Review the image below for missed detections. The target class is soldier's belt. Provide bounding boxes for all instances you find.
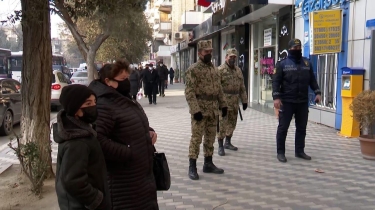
[195,94,218,101]
[224,90,239,95]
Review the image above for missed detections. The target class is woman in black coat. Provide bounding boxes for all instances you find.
[129,67,140,100]
[88,61,159,210]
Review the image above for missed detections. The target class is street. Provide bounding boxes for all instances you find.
[1,84,375,210]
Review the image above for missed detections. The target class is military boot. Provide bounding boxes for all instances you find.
[218,138,225,156]
[224,136,238,151]
[203,156,224,174]
[188,158,199,180]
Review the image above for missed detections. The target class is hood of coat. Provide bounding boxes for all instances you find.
[88,79,122,98]
[53,110,97,144]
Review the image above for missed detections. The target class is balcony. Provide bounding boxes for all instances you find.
[159,0,172,14]
[159,21,172,33]
[154,33,166,41]
[179,11,209,32]
[156,45,171,57]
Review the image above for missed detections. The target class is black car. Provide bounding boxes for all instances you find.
[0,79,22,136]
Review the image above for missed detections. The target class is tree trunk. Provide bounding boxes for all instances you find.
[87,50,99,82]
[20,0,54,177]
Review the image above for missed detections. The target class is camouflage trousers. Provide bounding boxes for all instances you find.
[188,113,218,159]
[217,109,238,139]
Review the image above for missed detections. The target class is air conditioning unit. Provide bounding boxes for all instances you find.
[174,32,183,39]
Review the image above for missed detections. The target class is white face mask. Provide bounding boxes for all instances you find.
[160,64,163,67]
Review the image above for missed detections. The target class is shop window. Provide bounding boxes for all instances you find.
[312,54,338,110]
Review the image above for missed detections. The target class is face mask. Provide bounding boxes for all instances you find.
[288,50,302,60]
[79,106,98,124]
[160,64,163,67]
[228,58,235,67]
[202,54,212,63]
[114,79,131,96]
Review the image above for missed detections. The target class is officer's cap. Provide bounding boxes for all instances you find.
[226,48,238,57]
[197,40,213,50]
[288,39,302,49]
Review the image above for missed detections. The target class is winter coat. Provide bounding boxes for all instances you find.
[129,70,140,96]
[157,65,168,80]
[272,56,321,103]
[54,110,110,210]
[169,68,175,78]
[88,80,159,210]
[143,68,159,95]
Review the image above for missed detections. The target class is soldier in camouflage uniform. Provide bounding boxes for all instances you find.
[185,40,228,180]
[217,48,248,156]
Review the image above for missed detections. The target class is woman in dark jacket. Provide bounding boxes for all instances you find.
[54,84,110,210]
[88,61,159,210]
[129,67,140,100]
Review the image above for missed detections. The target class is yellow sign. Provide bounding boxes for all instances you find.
[309,10,342,55]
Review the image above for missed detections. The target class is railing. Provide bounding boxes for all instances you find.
[181,11,203,25]
[160,22,172,31]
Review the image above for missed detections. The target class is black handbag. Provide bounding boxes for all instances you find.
[153,147,171,191]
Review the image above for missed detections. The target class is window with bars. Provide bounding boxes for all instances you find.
[310,54,338,110]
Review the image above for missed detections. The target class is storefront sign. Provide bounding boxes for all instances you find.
[179,40,188,51]
[278,6,293,61]
[309,9,342,55]
[301,0,348,20]
[264,28,272,47]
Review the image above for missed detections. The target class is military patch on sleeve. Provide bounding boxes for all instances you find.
[304,60,309,67]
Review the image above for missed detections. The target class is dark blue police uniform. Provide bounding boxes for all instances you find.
[272,55,321,155]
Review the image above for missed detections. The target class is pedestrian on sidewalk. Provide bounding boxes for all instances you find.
[272,39,321,163]
[144,63,159,104]
[88,60,159,209]
[157,61,168,97]
[185,40,228,180]
[216,48,248,156]
[129,65,141,100]
[169,67,175,85]
[54,84,110,210]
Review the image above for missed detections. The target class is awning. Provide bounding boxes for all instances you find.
[188,26,231,46]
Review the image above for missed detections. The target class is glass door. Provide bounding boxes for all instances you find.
[259,46,276,107]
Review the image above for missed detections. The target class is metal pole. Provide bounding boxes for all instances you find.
[370,30,375,90]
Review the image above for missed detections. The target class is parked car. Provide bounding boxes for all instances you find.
[70,71,89,86]
[0,78,22,136]
[51,70,70,109]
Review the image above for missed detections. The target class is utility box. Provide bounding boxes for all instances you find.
[340,67,365,137]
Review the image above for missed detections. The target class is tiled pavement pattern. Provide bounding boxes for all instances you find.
[1,83,375,209]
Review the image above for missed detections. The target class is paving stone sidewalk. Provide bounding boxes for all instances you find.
[1,83,375,210]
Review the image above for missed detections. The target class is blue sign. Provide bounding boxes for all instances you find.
[301,0,348,20]
[341,67,365,75]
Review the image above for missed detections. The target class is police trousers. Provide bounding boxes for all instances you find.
[189,113,217,159]
[276,102,309,154]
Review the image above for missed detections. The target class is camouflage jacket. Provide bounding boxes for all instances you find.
[185,59,227,116]
[218,63,248,110]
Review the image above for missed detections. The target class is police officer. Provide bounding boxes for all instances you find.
[217,48,248,156]
[185,40,228,180]
[272,39,321,163]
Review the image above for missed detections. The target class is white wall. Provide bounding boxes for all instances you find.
[347,0,375,90]
[294,7,305,53]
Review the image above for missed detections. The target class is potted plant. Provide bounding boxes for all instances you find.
[174,69,180,83]
[350,90,375,160]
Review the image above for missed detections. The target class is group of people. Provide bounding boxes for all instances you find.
[54,60,159,210]
[184,38,321,180]
[128,62,175,105]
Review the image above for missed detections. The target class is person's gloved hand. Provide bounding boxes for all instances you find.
[243,103,248,111]
[193,112,203,121]
[222,107,228,117]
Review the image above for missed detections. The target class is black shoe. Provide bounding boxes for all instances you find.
[188,158,199,180]
[224,136,238,151]
[149,102,152,104]
[203,156,224,174]
[277,154,287,163]
[162,94,165,97]
[218,139,225,156]
[153,102,157,105]
[295,153,311,160]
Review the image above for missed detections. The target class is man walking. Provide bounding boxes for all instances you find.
[185,40,228,180]
[272,39,321,163]
[144,63,159,105]
[157,61,168,97]
[169,67,174,85]
[217,48,248,156]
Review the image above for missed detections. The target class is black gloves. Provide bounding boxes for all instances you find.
[221,107,228,117]
[193,112,203,121]
[243,103,248,111]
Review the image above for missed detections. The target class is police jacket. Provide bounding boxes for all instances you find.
[272,56,321,103]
